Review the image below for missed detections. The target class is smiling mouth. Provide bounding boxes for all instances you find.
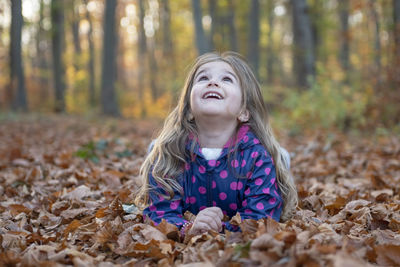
[202,92,223,100]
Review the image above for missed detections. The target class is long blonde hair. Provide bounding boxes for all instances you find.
[135,52,297,221]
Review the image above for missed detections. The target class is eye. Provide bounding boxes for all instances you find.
[198,75,208,81]
[223,76,233,82]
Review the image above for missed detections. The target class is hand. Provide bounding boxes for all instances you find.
[188,207,223,235]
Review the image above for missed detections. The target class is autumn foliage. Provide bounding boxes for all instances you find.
[0,116,399,266]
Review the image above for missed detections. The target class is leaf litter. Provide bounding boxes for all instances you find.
[0,116,399,266]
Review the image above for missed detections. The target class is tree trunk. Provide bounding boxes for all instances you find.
[394,0,400,85]
[36,0,49,102]
[208,0,217,51]
[101,0,120,116]
[338,0,351,73]
[160,0,173,58]
[148,40,159,101]
[9,0,27,111]
[227,0,238,52]
[290,0,315,88]
[248,0,260,79]
[71,0,81,72]
[71,0,81,55]
[51,0,66,112]
[137,0,147,117]
[191,0,208,55]
[266,0,275,84]
[83,0,96,107]
[369,0,381,82]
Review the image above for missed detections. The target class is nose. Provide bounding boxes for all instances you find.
[207,79,219,87]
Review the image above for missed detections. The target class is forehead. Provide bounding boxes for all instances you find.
[196,61,236,75]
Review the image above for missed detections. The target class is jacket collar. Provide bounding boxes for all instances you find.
[186,124,259,159]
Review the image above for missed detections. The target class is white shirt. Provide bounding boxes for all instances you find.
[201,148,222,160]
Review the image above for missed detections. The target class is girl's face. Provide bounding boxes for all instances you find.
[190,61,243,121]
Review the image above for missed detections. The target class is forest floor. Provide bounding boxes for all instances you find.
[0,115,399,266]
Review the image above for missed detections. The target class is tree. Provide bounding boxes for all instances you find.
[394,0,400,86]
[208,0,217,51]
[191,0,208,55]
[266,0,275,84]
[35,0,50,102]
[100,0,120,116]
[83,0,96,107]
[137,0,147,117]
[51,0,66,112]
[248,0,260,78]
[369,0,381,84]
[9,0,27,111]
[290,0,315,88]
[338,0,350,73]
[70,0,82,71]
[227,0,238,52]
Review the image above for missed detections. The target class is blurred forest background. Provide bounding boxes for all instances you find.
[1,0,400,133]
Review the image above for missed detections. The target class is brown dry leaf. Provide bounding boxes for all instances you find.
[63,219,83,237]
[375,244,400,266]
[8,204,31,216]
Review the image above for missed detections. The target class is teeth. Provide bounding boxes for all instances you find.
[204,93,222,99]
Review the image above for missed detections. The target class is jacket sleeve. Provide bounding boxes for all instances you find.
[142,172,187,228]
[239,147,283,222]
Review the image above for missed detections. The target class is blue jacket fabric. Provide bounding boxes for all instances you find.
[143,125,283,231]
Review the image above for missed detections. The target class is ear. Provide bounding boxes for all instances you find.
[238,109,250,122]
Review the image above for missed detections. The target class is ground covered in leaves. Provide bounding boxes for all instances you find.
[0,115,399,266]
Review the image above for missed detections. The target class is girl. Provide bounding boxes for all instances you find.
[136,52,297,236]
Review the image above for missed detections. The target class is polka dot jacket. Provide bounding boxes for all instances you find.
[143,125,283,231]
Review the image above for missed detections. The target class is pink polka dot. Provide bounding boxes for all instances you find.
[253,138,260,144]
[185,163,190,170]
[241,160,246,167]
[223,210,228,216]
[190,196,196,204]
[246,172,253,179]
[237,182,243,190]
[256,202,264,210]
[199,186,206,194]
[212,181,216,188]
[220,170,228,179]
[199,165,206,173]
[256,160,263,167]
[199,206,206,211]
[216,161,221,166]
[230,182,237,190]
[255,178,263,185]
[156,210,165,216]
[185,197,190,203]
[231,160,239,168]
[192,176,196,183]
[219,192,227,200]
[251,151,259,158]
[149,205,156,211]
[213,201,217,206]
[243,135,249,142]
[262,187,270,194]
[242,200,248,207]
[159,195,165,201]
[275,183,278,189]
[245,188,250,195]
[245,209,252,214]
[265,168,271,175]
[269,197,276,205]
[241,151,244,156]
[229,203,237,210]
[208,160,216,166]
[170,200,179,210]
[271,177,276,184]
